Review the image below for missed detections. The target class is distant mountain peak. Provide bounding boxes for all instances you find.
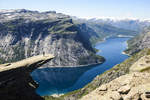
[79,16,150,23]
[0,9,69,22]
[0,9,35,13]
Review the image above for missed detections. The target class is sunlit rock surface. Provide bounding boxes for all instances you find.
[0,54,54,100]
[80,72,150,100]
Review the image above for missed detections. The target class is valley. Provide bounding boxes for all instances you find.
[0,9,150,100]
[31,37,129,96]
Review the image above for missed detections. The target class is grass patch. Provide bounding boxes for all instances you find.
[53,48,150,100]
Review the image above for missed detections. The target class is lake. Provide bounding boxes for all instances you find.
[31,37,129,96]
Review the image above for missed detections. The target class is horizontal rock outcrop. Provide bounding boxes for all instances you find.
[0,54,54,100]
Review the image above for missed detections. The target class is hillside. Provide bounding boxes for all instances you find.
[80,52,150,100]
[73,18,138,44]
[80,72,150,100]
[86,22,137,44]
[125,26,150,55]
[1,9,149,100]
[87,18,150,32]
[0,9,104,67]
[48,48,150,100]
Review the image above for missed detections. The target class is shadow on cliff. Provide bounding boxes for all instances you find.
[0,55,54,100]
[0,66,45,100]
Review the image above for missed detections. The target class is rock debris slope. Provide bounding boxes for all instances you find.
[80,72,150,100]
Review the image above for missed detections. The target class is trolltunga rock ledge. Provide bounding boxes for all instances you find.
[0,54,54,100]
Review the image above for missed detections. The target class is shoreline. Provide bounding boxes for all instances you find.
[122,51,131,56]
[39,62,103,69]
[95,35,133,46]
[38,37,131,98]
[40,36,131,69]
[51,93,64,97]
[94,36,109,46]
[121,39,131,56]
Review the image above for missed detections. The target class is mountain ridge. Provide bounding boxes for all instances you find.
[125,26,150,55]
[53,48,150,100]
[0,9,105,67]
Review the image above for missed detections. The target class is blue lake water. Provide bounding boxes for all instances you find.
[31,37,129,96]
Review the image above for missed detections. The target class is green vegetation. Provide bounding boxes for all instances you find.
[44,96,62,100]
[47,20,76,34]
[93,48,100,53]
[85,22,137,44]
[12,45,26,61]
[0,58,5,64]
[124,26,150,55]
[140,67,150,72]
[78,52,105,65]
[46,48,150,100]
[73,19,138,46]
[124,33,145,55]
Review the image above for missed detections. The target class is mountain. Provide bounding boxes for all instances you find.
[125,26,150,55]
[87,18,150,32]
[0,9,105,67]
[1,9,150,100]
[51,48,150,100]
[86,22,137,43]
[73,17,138,44]
[80,52,150,100]
[0,9,139,67]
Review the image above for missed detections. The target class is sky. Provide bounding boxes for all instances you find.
[0,0,150,20]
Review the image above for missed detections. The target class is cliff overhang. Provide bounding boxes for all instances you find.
[0,54,54,100]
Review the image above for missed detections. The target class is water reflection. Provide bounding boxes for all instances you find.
[31,37,130,96]
[31,64,98,96]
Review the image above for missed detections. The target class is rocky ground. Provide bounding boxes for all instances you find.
[80,72,150,100]
[80,54,150,100]
[55,49,150,100]
[130,55,150,73]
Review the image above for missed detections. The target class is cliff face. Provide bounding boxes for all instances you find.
[0,54,54,100]
[73,18,138,44]
[0,9,104,67]
[125,27,150,55]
